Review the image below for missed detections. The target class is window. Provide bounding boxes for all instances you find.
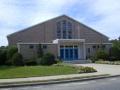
[60,45,64,48]
[88,48,90,53]
[29,45,34,49]
[93,45,96,49]
[43,45,47,49]
[67,22,72,39]
[56,20,72,39]
[68,22,72,31]
[62,20,67,31]
[57,22,61,39]
[102,45,106,49]
[97,45,99,48]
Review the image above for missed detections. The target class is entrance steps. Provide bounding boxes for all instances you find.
[63,60,92,64]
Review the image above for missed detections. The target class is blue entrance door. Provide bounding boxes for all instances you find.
[60,46,78,60]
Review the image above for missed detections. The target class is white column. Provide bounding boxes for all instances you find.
[78,44,80,60]
[17,44,20,53]
[83,42,86,60]
[73,45,74,60]
[63,45,65,60]
[58,44,60,58]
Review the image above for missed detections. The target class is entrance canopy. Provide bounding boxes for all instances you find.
[53,39,85,44]
[53,39,86,60]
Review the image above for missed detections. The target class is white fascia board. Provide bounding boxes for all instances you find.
[17,42,57,45]
[85,43,112,45]
[53,39,85,44]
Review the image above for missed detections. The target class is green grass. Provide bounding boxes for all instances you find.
[0,65,78,79]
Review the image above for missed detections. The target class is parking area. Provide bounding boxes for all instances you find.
[75,64,120,75]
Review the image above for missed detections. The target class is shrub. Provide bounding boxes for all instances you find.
[7,46,18,60]
[0,46,7,65]
[78,66,97,73]
[11,53,24,66]
[39,53,57,65]
[25,58,37,66]
[95,50,108,60]
[109,47,120,61]
[90,56,97,63]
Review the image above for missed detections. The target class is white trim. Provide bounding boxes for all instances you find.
[17,43,57,45]
[85,43,112,45]
[83,42,86,60]
[53,39,85,44]
[58,44,60,57]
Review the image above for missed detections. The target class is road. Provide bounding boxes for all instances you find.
[1,77,120,90]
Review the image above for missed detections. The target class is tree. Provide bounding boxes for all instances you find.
[39,53,56,65]
[7,46,18,60]
[95,50,109,60]
[109,40,120,60]
[6,46,18,65]
[11,53,24,66]
[0,46,7,65]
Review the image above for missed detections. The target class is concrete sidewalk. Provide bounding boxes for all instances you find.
[75,64,120,75]
[0,72,104,84]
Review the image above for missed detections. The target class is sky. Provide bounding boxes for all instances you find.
[0,0,120,46]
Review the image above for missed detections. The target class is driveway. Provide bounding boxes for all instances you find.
[75,64,120,75]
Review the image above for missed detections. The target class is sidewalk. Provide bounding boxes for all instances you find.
[0,72,104,84]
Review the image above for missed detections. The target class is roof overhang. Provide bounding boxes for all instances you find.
[53,39,85,44]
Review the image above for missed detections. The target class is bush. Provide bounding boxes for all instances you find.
[11,53,24,66]
[78,66,97,73]
[39,53,57,65]
[25,58,37,66]
[109,47,120,61]
[95,50,108,60]
[90,56,97,63]
[7,46,18,60]
[0,46,7,65]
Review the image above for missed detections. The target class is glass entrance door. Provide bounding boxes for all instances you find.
[60,45,78,60]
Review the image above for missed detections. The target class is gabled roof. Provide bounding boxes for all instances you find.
[61,15,109,38]
[7,15,109,38]
[7,15,65,37]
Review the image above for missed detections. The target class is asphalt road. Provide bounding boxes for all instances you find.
[2,77,120,90]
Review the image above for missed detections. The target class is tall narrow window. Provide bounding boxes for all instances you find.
[56,20,72,39]
[57,22,61,39]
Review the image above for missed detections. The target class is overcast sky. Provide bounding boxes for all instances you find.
[0,0,120,46]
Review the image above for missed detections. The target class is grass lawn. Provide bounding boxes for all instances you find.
[0,65,78,79]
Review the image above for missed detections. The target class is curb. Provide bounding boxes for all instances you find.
[0,74,120,88]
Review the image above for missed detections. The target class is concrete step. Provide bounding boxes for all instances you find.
[63,60,92,64]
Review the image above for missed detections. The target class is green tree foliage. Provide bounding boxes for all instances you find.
[109,40,120,60]
[39,53,57,65]
[6,46,18,65]
[11,53,24,66]
[0,46,7,65]
[95,50,109,60]
[7,46,18,60]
